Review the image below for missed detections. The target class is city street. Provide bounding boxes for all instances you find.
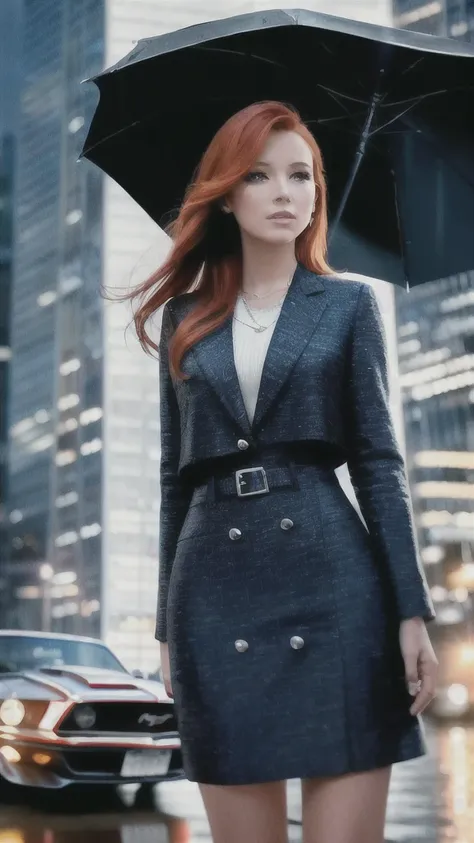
[0,723,473,843]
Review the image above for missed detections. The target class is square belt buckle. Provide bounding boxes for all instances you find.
[236,466,269,498]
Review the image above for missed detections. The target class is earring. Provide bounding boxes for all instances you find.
[222,205,231,214]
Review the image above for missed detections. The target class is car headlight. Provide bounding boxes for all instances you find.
[73,705,96,729]
[0,698,26,727]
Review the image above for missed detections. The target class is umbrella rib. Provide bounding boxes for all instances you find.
[317,88,354,117]
[375,85,474,133]
[194,45,287,70]
[380,87,457,108]
[310,113,367,125]
[82,119,142,155]
[318,85,369,105]
[370,102,421,135]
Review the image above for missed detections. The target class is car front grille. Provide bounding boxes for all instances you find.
[62,747,183,776]
[58,702,177,735]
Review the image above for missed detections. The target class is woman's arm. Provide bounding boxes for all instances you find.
[346,283,435,623]
[155,303,192,642]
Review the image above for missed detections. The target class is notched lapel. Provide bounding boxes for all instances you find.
[252,267,327,431]
[191,314,252,437]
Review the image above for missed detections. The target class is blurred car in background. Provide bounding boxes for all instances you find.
[0,630,183,789]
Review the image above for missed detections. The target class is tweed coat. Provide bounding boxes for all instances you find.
[155,264,435,785]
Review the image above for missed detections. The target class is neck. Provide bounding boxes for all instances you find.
[239,237,297,296]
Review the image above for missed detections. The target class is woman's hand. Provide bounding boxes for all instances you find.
[160,642,174,699]
[399,617,438,716]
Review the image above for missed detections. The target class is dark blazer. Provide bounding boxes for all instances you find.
[156,265,435,642]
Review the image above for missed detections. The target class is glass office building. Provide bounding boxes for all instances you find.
[395,276,474,639]
[393,0,474,592]
[393,0,474,38]
[6,0,106,638]
[0,136,14,575]
[0,0,22,596]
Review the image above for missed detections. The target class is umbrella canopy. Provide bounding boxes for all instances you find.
[81,9,474,286]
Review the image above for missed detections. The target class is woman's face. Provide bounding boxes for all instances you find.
[225,130,316,245]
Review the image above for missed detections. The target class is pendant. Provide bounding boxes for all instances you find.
[254,325,266,333]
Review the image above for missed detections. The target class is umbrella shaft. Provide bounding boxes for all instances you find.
[329,69,385,241]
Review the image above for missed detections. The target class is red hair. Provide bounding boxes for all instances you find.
[127,101,333,379]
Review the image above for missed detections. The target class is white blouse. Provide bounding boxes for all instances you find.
[232,295,284,424]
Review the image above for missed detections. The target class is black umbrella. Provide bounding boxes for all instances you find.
[81,9,474,286]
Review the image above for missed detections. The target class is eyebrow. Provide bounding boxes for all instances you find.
[254,160,312,168]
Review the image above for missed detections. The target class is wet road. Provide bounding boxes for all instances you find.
[0,723,473,843]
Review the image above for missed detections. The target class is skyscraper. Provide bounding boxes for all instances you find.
[0,0,22,596]
[0,136,14,575]
[395,274,474,624]
[393,0,474,647]
[393,0,474,39]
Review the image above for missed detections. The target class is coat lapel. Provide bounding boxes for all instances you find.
[190,265,327,437]
[191,312,253,437]
[251,266,327,431]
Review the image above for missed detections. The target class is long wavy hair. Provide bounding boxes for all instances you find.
[126,101,333,380]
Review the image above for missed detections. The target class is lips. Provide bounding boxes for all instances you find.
[268,212,296,220]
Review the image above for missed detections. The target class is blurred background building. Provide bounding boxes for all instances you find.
[0,0,22,607]
[393,0,474,39]
[394,0,474,696]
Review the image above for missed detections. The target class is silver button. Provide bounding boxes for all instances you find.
[280,518,294,531]
[290,636,305,650]
[237,439,249,450]
[229,527,242,541]
[235,639,248,653]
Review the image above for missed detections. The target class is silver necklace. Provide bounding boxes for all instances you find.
[235,275,291,333]
[233,312,280,333]
[242,279,291,300]
[236,295,283,333]
[240,296,280,332]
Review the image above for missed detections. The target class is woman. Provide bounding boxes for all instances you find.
[127,101,438,843]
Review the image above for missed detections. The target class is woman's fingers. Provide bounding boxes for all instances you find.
[409,658,438,716]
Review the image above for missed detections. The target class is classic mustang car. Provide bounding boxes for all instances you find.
[0,630,184,788]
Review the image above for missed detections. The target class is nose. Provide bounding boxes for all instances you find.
[274,190,291,204]
[273,174,291,204]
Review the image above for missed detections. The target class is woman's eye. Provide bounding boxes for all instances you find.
[292,171,312,181]
[244,171,267,183]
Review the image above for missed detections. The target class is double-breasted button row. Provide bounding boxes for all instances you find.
[228,518,294,540]
[234,636,305,652]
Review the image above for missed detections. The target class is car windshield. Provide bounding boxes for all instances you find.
[0,636,127,674]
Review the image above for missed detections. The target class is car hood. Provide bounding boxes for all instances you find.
[7,665,173,703]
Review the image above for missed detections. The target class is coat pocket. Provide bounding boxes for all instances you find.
[176,502,215,544]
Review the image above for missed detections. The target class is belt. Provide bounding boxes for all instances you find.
[190,461,333,504]
[191,465,295,504]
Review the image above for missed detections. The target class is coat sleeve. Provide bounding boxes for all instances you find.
[346,283,435,623]
[155,303,192,642]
